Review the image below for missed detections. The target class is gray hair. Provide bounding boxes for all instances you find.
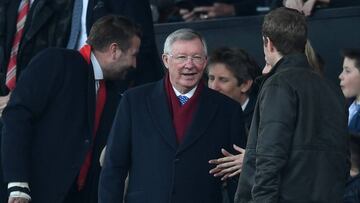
[163,28,208,55]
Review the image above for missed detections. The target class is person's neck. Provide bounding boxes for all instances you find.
[173,85,195,95]
[270,53,283,67]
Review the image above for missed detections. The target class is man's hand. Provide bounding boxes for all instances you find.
[0,93,10,116]
[193,3,235,20]
[302,0,316,16]
[209,144,245,181]
[179,9,198,22]
[283,0,304,12]
[180,3,235,22]
[8,197,29,203]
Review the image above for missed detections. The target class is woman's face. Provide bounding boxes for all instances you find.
[208,63,246,104]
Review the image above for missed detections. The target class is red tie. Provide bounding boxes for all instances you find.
[77,80,107,190]
[6,0,30,91]
[77,45,107,190]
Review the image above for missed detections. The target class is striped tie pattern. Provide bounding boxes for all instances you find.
[178,95,189,106]
[6,0,30,91]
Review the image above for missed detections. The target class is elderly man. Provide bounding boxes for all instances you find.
[235,7,348,203]
[98,28,247,203]
[1,15,141,203]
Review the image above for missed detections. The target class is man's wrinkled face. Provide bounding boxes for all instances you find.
[163,38,207,93]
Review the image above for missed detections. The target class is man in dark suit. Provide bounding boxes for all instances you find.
[0,1,162,201]
[0,1,73,201]
[73,0,163,89]
[1,15,141,203]
[98,28,247,203]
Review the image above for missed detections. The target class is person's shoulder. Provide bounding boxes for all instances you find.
[122,80,161,97]
[34,47,78,59]
[205,87,241,107]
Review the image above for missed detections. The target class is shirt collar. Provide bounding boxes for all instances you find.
[91,52,103,80]
[241,97,249,111]
[172,86,197,99]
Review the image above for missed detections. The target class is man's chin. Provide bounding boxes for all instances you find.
[106,70,129,81]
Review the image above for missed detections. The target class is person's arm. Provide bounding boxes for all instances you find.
[7,182,31,203]
[283,0,304,12]
[1,49,64,202]
[251,83,296,202]
[302,0,330,16]
[98,93,132,202]
[192,3,236,20]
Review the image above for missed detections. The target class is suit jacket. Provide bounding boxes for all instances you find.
[0,0,73,95]
[86,0,164,90]
[99,79,247,203]
[1,48,121,203]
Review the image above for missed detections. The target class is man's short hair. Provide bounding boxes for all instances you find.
[262,7,307,55]
[163,28,207,55]
[87,15,142,52]
[207,47,261,87]
[342,48,360,70]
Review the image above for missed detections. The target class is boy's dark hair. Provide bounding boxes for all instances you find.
[87,15,142,52]
[207,47,261,87]
[342,48,360,70]
[262,7,307,55]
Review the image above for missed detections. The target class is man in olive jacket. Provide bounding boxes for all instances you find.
[235,7,349,203]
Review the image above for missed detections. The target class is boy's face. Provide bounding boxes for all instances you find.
[339,57,360,99]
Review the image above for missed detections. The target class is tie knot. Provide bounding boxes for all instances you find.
[178,95,189,106]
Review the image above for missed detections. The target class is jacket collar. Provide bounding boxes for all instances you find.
[255,53,310,90]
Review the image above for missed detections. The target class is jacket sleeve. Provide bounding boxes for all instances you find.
[98,93,132,202]
[1,49,64,182]
[226,103,247,202]
[252,83,297,202]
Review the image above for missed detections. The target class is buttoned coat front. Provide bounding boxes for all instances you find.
[99,79,247,203]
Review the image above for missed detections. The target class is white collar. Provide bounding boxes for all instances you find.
[90,52,103,80]
[241,97,249,111]
[172,86,197,99]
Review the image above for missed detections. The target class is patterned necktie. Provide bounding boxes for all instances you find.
[178,95,189,106]
[6,0,30,91]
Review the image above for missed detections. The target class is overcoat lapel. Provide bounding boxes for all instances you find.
[147,80,177,150]
[177,87,218,154]
[87,63,96,139]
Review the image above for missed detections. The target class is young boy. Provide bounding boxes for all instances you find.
[339,48,360,202]
[339,48,360,134]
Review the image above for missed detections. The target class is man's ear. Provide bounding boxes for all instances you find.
[109,43,122,60]
[162,54,170,69]
[266,37,277,53]
[240,80,253,93]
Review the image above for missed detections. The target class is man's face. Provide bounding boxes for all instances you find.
[208,63,244,104]
[339,57,360,99]
[162,39,207,93]
[105,36,141,80]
